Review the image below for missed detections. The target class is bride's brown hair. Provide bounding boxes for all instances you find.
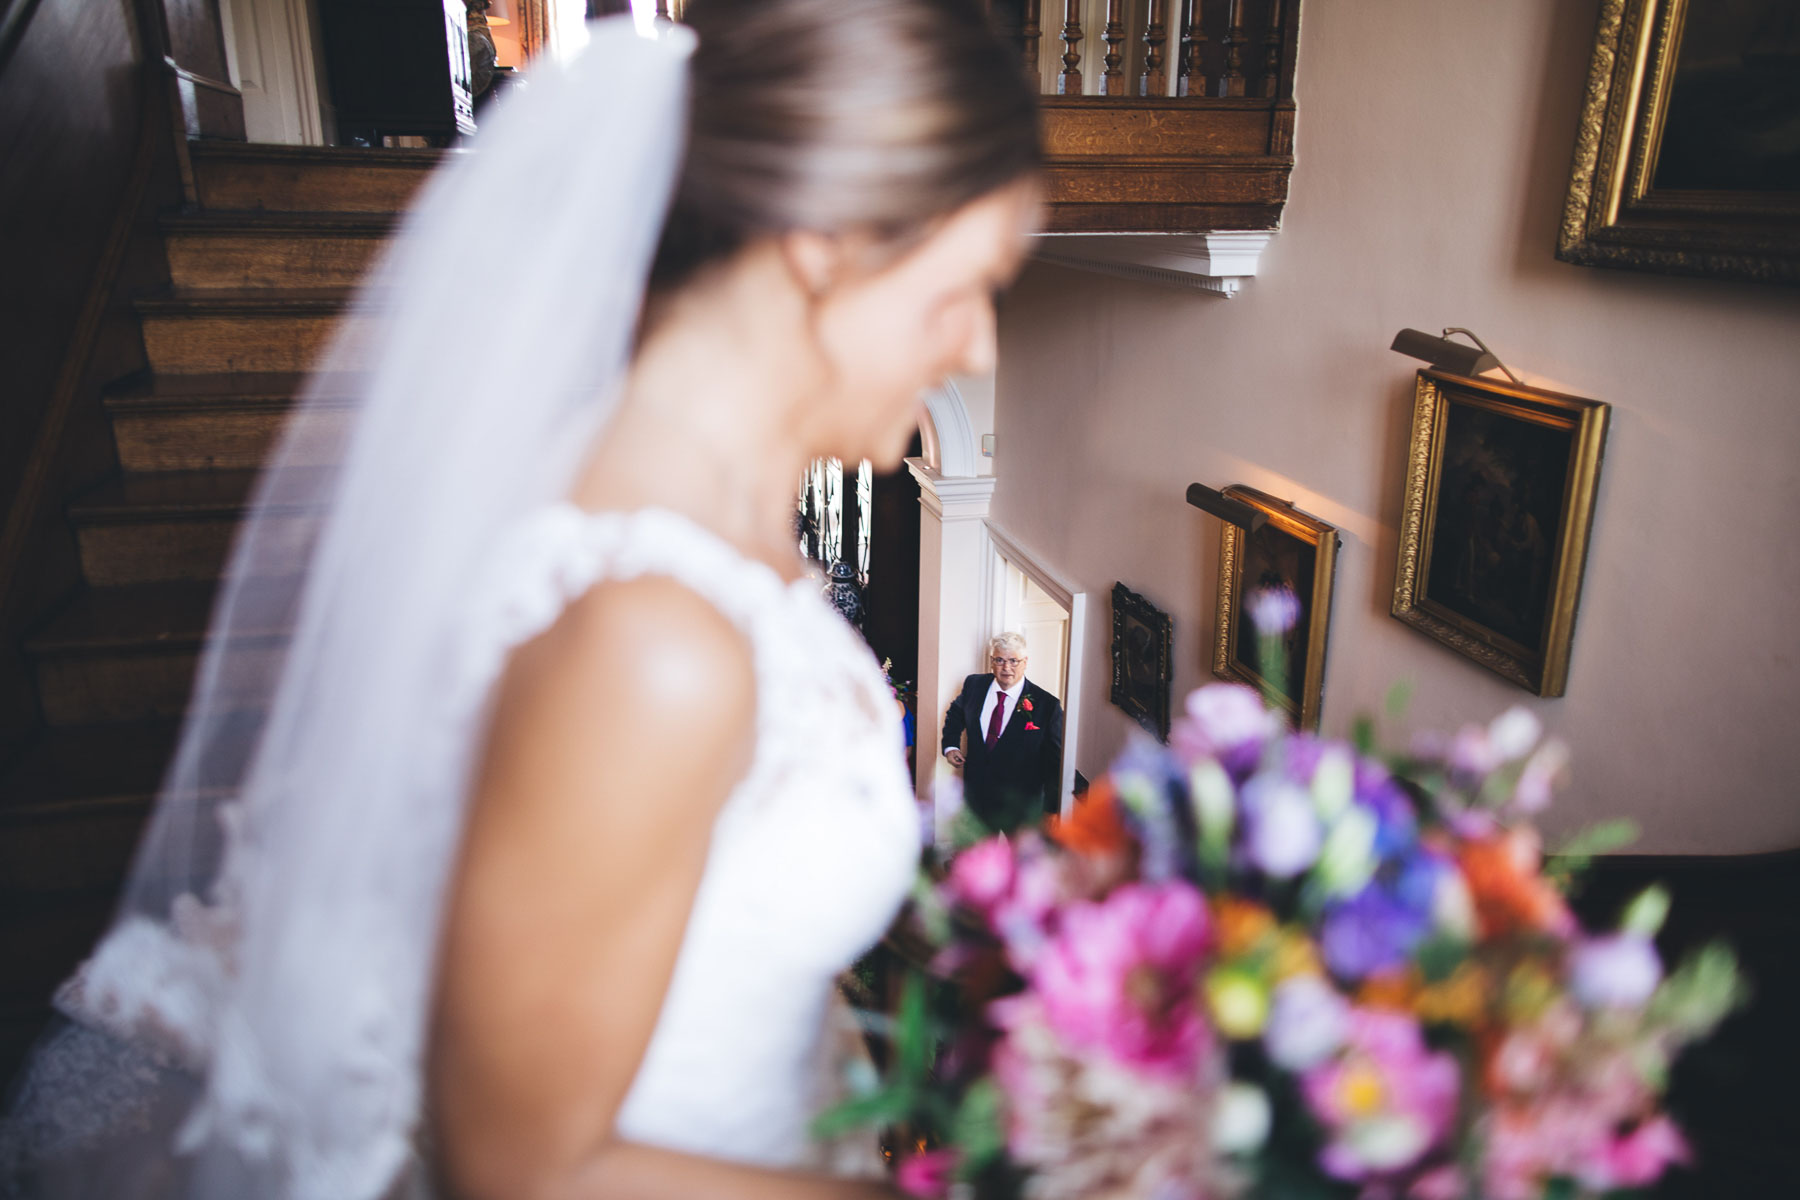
[649,0,1041,290]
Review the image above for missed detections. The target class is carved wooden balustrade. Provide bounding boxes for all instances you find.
[994,0,1301,237]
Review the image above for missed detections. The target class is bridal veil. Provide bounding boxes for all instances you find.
[2,17,692,1199]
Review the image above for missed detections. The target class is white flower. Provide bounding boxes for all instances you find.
[1213,1082,1273,1155]
[1314,806,1378,900]
[1431,868,1478,939]
[1568,934,1663,1010]
[1310,747,1355,822]
[1245,777,1321,879]
[1487,707,1543,761]
[1265,975,1350,1071]
[1183,684,1280,751]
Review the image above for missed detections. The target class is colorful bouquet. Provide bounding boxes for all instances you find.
[824,681,1744,1199]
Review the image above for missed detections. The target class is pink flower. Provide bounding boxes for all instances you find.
[1302,1009,1459,1181]
[988,993,1227,1199]
[895,1148,961,1197]
[1031,882,1212,1078]
[947,836,1015,916]
[1584,1116,1689,1189]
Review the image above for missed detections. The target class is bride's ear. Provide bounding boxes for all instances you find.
[778,230,846,299]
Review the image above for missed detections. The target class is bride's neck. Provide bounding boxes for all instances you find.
[569,248,823,578]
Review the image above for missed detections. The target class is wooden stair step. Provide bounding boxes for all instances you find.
[104,372,356,472]
[161,211,397,289]
[1,718,257,897]
[26,580,295,726]
[67,469,322,586]
[190,141,443,214]
[135,288,366,375]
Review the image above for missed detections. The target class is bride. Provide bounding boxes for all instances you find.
[0,1,1040,1197]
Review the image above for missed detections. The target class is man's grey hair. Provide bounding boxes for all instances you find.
[989,631,1028,658]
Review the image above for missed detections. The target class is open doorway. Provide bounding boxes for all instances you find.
[984,525,1086,814]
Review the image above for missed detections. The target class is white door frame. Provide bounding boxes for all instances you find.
[221,0,329,145]
[983,522,1086,816]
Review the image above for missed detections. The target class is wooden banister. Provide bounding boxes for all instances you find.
[1177,0,1206,98]
[1058,0,1083,95]
[1140,0,1168,97]
[1098,0,1126,96]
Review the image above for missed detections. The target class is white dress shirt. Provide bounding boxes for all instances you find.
[979,677,1025,744]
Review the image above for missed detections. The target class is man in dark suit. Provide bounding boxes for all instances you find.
[941,632,1065,832]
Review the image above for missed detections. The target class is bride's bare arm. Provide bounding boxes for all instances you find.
[431,577,893,1200]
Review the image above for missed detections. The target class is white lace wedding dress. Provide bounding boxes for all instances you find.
[471,503,923,1169]
[2,504,921,1196]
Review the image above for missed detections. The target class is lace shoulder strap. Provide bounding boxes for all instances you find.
[451,504,792,710]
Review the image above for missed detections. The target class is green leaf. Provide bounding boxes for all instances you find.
[1384,678,1415,719]
[1649,941,1749,1039]
[1553,818,1640,861]
[1351,714,1377,757]
[1542,1177,1579,1200]
[810,1084,917,1139]
[1621,884,1670,939]
[949,1078,1007,1175]
[1415,934,1471,984]
[894,972,938,1083]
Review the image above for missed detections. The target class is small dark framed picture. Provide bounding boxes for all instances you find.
[1392,369,1610,697]
[1211,486,1340,730]
[1111,582,1173,740]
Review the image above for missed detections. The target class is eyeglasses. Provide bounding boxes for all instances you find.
[991,656,1025,668]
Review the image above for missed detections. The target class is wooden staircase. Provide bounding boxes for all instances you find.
[0,143,438,1082]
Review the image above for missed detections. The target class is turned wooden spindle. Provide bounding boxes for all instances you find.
[1058,0,1083,95]
[654,0,671,19]
[1219,0,1247,97]
[1261,0,1284,97]
[1099,0,1126,96]
[1139,0,1168,96]
[1177,0,1207,98]
[1022,0,1042,82]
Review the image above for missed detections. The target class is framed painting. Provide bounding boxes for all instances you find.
[1211,486,1340,730]
[1558,0,1800,284]
[1392,369,1610,697]
[1110,582,1173,740]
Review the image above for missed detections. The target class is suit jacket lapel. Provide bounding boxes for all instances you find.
[997,682,1033,747]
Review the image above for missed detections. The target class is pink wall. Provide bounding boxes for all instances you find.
[992,0,1800,854]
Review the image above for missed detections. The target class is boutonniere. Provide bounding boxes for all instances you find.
[1020,697,1034,713]
[1024,721,1040,731]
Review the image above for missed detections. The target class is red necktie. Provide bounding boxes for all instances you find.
[986,693,1007,749]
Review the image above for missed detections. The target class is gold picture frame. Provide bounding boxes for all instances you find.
[1392,370,1610,698]
[1558,0,1800,284]
[1212,486,1340,731]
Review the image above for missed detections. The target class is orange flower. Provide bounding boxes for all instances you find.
[1456,829,1573,939]
[1415,963,1491,1028]
[1047,780,1130,857]
[1213,897,1277,958]
[1272,929,1324,980]
[1357,968,1422,1012]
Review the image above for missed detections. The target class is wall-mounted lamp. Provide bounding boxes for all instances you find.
[1186,483,1269,533]
[1390,327,1523,386]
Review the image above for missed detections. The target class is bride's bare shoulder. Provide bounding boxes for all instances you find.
[476,574,757,827]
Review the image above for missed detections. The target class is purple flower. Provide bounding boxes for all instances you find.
[1247,584,1302,637]
[1567,934,1663,1010]
[1171,684,1279,777]
[1321,887,1426,981]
